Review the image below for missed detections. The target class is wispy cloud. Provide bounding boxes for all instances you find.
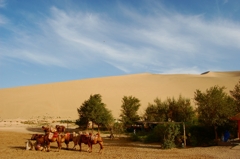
[1,1,240,75]
[223,0,229,5]
[0,0,6,25]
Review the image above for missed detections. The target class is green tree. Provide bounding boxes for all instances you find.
[194,86,236,140]
[230,79,240,112]
[76,94,114,129]
[144,95,195,122]
[119,96,141,127]
[144,98,168,122]
[167,95,195,122]
[112,121,124,137]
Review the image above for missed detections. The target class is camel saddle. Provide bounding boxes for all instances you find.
[48,132,58,139]
[90,134,99,141]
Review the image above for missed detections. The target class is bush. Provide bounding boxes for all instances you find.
[187,125,215,146]
[144,123,180,149]
[144,124,165,143]
[162,123,180,149]
[130,133,141,141]
[162,139,176,149]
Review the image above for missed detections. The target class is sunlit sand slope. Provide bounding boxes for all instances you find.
[0,71,239,120]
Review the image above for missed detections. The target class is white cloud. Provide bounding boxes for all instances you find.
[1,1,240,75]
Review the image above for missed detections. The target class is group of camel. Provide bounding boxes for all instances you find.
[25,125,103,153]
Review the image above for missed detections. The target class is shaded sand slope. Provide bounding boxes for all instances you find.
[0,71,240,120]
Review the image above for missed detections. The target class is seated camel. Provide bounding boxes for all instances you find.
[30,134,46,151]
[31,132,65,152]
[77,132,103,153]
[26,139,45,151]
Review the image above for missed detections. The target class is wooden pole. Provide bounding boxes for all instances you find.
[183,122,186,148]
[238,120,240,139]
[67,120,68,132]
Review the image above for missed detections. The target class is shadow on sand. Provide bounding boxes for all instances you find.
[103,137,161,150]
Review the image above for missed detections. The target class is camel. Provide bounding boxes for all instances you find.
[55,125,66,134]
[40,125,66,151]
[45,132,65,151]
[30,134,46,151]
[42,126,56,134]
[42,125,81,150]
[77,132,103,153]
[63,132,80,150]
[26,139,46,151]
[31,132,65,152]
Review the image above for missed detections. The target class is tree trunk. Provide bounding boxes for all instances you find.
[214,125,218,140]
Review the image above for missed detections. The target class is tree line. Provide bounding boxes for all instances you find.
[75,79,240,147]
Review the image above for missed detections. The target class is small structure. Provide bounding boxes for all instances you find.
[230,112,240,138]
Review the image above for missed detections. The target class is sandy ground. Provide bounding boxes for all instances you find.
[1,121,240,159]
[0,71,240,120]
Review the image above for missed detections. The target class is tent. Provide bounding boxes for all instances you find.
[230,112,240,138]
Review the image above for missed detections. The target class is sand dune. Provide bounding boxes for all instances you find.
[0,71,239,121]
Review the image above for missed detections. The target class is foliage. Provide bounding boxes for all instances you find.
[194,85,236,140]
[119,96,141,127]
[230,79,240,112]
[76,94,114,129]
[162,123,180,149]
[112,121,125,137]
[144,98,168,122]
[144,124,166,143]
[144,95,196,123]
[167,95,196,122]
[130,133,141,141]
[143,123,180,149]
[187,125,215,147]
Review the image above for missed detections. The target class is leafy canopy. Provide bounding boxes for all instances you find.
[194,85,236,139]
[76,94,114,129]
[230,79,240,112]
[144,95,195,122]
[119,96,141,127]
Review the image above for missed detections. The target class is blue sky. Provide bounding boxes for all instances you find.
[1,0,240,88]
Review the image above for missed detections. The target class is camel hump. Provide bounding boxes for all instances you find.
[50,127,57,132]
[56,125,66,133]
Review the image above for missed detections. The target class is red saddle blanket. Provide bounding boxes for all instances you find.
[48,132,59,139]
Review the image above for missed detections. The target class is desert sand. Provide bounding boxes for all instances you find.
[0,71,239,121]
[1,71,240,158]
